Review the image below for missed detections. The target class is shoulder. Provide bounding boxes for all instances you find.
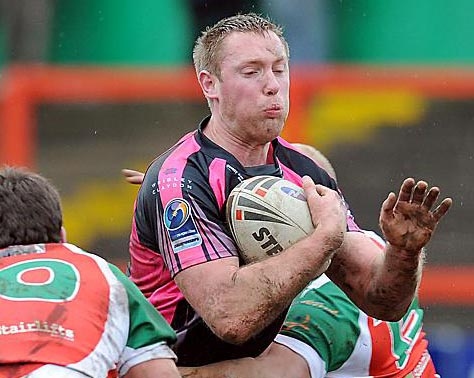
[146,131,200,175]
[275,138,337,189]
[138,131,210,200]
[281,276,362,369]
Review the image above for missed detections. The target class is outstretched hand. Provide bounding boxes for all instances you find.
[122,169,145,185]
[379,178,452,253]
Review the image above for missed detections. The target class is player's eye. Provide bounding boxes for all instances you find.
[273,65,286,74]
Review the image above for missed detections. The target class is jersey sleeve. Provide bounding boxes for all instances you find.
[134,146,238,277]
[159,181,238,274]
[278,276,362,373]
[274,334,327,378]
[108,264,177,376]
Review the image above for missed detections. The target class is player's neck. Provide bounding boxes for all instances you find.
[204,118,270,167]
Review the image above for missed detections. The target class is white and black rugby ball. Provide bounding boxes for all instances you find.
[226,175,314,264]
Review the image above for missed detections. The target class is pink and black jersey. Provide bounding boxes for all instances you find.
[129,116,360,366]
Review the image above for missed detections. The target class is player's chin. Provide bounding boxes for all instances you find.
[262,114,284,127]
[264,120,285,138]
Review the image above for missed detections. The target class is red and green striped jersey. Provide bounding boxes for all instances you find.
[277,230,437,378]
[0,243,177,377]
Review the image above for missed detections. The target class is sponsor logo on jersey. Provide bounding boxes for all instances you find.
[153,177,194,194]
[225,164,245,182]
[164,168,177,175]
[164,198,202,252]
[0,320,75,341]
[164,199,190,230]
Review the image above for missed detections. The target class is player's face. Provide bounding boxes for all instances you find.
[214,31,290,144]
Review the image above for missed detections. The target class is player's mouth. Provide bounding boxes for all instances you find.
[264,104,283,118]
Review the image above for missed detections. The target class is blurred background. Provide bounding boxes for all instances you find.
[0,1,473,375]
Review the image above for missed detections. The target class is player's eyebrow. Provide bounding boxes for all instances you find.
[239,56,287,67]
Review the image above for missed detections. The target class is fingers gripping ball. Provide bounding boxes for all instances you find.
[226,176,315,264]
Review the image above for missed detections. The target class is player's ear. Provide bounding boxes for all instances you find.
[198,70,218,100]
[60,226,67,243]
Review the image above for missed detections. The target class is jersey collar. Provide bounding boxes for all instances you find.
[197,116,283,179]
[0,244,47,259]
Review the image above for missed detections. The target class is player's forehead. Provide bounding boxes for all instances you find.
[220,31,288,66]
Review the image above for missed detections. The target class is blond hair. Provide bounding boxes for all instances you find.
[193,13,289,79]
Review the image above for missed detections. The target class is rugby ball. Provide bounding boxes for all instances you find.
[226,175,314,264]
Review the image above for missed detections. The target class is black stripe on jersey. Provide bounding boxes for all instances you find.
[275,143,337,190]
[188,194,237,259]
[188,196,212,261]
[156,200,179,272]
[226,193,237,238]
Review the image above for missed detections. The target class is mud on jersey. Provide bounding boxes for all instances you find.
[129,117,361,366]
[276,274,438,378]
[0,243,176,377]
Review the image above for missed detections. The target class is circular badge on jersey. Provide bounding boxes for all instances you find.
[164,198,191,231]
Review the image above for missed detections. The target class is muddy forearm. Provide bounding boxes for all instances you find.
[368,244,423,320]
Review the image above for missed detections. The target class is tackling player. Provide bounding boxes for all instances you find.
[0,166,181,378]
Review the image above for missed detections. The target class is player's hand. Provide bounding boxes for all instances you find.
[122,169,145,185]
[379,178,452,253]
[302,176,347,250]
